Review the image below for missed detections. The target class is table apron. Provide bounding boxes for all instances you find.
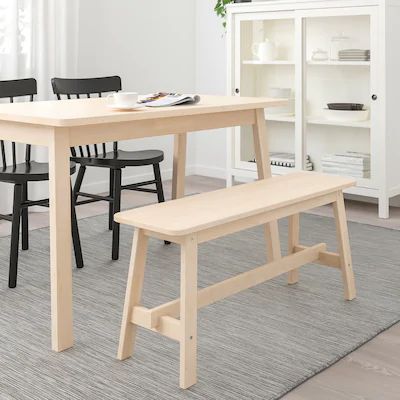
[0,121,53,146]
[68,109,256,147]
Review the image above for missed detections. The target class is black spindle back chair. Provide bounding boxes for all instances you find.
[52,76,121,161]
[0,78,83,288]
[0,79,36,173]
[51,76,167,260]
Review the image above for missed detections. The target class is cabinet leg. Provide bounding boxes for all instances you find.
[378,196,389,219]
[226,173,233,188]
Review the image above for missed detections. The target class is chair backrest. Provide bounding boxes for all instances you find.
[0,78,37,169]
[51,76,122,159]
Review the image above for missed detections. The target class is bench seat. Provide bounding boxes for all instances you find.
[115,171,355,236]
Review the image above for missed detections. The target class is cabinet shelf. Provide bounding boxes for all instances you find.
[271,165,296,175]
[245,161,297,175]
[243,60,295,65]
[264,114,370,128]
[307,117,370,129]
[307,60,370,66]
[265,114,295,123]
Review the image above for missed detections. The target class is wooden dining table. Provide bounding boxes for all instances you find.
[0,95,285,352]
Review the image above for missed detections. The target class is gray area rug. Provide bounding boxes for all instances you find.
[0,213,399,400]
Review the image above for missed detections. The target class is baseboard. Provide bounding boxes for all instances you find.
[190,165,227,180]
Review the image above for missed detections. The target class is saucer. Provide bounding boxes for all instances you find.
[107,103,145,111]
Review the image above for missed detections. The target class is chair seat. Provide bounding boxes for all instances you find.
[72,149,164,168]
[0,161,76,183]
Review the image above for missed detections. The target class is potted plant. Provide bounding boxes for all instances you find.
[215,0,251,28]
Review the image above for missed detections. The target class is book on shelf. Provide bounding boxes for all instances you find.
[322,167,370,178]
[321,151,370,167]
[139,92,200,107]
[321,161,369,171]
[270,152,310,164]
[249,152,314,171]
[338,49,370,61]
[271,160,313,168]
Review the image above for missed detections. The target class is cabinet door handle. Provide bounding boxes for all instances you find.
[235,88,240,94]
[372,94,378,101]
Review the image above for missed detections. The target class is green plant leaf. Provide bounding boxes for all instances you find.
[214,0,233,26]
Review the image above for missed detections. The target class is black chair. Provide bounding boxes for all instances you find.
[0,78,83,288]
[51,76,167,260]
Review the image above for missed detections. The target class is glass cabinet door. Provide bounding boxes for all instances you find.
[233,13,299,175]
[303,8,378,188]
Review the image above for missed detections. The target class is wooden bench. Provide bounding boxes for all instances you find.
[115,171,356,389]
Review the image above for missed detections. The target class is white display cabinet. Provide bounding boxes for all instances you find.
[226,0,400,218]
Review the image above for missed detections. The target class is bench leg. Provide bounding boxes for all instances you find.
[117,228,149,360]
[179,235,198,389]
[288,214,300,285]
[333,192,356,301]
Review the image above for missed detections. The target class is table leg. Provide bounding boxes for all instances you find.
[288,214,300,284]
[172,133,187,200]
[333,191,356,300]
[252,108,282,262]
[48,129,74,352]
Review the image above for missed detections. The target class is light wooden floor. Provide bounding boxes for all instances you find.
[0,175,399,399]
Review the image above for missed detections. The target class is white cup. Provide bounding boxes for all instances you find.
[252,39,277,62]
[108,92,138,107]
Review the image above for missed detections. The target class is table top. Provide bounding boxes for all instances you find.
[0,95,286,127]
[115,172,356,236]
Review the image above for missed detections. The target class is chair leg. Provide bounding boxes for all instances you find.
[153,163,170,245]
[179,235,198,389]
[73,165,86,203]
[109,168,115,230]
[117,228,148,360]
[21,182,29,251]
[333,191,356,301]
[153,163,165,203]
[71,184,84,269]
[9,184,23,288]
[112,169,122,260]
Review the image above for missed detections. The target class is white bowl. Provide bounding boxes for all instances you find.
[322,108,369,122]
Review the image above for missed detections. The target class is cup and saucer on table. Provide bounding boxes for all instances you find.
[107,92,145,111]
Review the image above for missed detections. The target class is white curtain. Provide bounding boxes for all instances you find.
[0,0,79,214]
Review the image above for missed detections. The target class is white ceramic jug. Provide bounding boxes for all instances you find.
[251,39,276,62]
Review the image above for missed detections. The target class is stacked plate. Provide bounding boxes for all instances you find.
[338,49,370,61]
[323,103,369,122]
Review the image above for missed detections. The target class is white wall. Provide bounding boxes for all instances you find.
[77,0,197,194]
[193,0,228,179]
[76,0,230,193]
